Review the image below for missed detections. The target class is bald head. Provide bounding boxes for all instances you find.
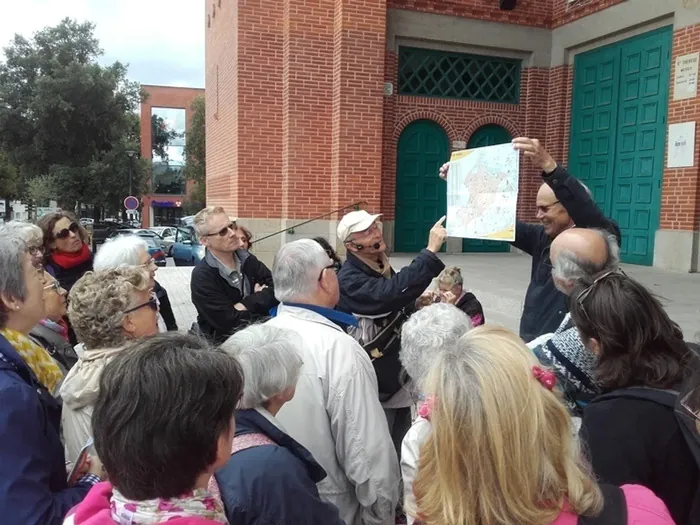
[550,228,620,296]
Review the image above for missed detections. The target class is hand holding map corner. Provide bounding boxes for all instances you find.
[511,137,557,174]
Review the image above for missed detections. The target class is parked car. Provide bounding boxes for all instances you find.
[149,227,177,256]
[106,228,165,249]
[171,226,205,267]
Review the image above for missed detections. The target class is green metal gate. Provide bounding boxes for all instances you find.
[462,124,512,253]
[395,120,449,252]
[569,27,671,266]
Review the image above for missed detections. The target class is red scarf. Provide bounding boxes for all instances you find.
[50,243,92,269]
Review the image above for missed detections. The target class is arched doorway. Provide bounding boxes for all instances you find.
[463,123,513,253]
[395,119,449,252]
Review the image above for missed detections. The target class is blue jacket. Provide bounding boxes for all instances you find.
[215,409,344,525]
[0,333,90,524]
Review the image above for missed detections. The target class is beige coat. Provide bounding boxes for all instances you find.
[59,348,122,463]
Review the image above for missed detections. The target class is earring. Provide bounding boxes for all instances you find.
[15,306,20,310]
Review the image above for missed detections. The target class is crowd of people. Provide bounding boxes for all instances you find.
[0,136,698,525]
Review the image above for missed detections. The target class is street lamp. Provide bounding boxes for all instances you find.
[125,150,138,196]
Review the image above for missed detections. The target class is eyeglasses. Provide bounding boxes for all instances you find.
[43,280,63,293]
[536,201,560,214]
[140,258,156,268]
[318,262,341,281]
[53,222,80,240]
[203,222,236,237]
[123,295,159,315]
[575,268,626,321]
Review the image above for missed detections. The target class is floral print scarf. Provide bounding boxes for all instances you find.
[111,488,228,524]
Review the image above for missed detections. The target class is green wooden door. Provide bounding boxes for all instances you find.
[569,27,671,266]
[462,124,512,253]
[395,120,449,252]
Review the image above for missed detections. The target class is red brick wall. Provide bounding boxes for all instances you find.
[552,0,625,28]
[387,0,552,28]
[661,24,700,231]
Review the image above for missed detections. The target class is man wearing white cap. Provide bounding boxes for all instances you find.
[336,210,447,452]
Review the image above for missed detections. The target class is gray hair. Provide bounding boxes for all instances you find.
[94,235,149,270]
[193,206,226,236]
[0,221,43,248]
[0,234,30,328]
[400,302,473,388]
[221,324,303,409]
[437,267,463,288]
[272,239,329,302]
[552,229,620,286]
[68,267,151,350]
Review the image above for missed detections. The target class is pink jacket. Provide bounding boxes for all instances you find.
[63,483,227,525]
[551,485,675,525]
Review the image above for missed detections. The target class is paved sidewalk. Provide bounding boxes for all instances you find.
[156,253,700,339]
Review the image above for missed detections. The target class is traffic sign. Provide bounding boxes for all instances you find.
[124,196,139,211]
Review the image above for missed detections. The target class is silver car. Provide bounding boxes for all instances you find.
[149,226,177,256]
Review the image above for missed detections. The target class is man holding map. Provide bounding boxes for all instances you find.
[439,137,620,342]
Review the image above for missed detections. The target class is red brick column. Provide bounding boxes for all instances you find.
[660,24,700,232]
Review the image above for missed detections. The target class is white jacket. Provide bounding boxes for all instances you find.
[400,416,431,525]
[268,304,400,525]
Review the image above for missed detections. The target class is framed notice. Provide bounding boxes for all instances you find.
[674,52,699,101]
[667,122,696,168]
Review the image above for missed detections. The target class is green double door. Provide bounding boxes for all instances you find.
[395,120,449,252]
[462,124,512,253]
[569,27,671,266]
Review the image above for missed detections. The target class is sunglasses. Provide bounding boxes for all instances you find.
[53,222,80,240]
[575,268,626,321]
[204,222,237,237]
[123,295,159,315]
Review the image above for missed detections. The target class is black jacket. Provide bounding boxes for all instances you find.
[455,292,485,326]
[46,254,93,293]
[580,393,699,525]
[153,281,178,331]
[337,249,445,316]
[215,409,344,525]
[191,250,277,343]
[514,166,621,342]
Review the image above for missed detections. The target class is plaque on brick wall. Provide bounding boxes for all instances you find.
[383,82,394,96]
[674,52,699,101]
[667,122,696,168]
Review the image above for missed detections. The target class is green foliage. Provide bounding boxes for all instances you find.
[26,174,59,205]
[183,96,205,185]
[151,114,180,160]
[0,18,143,208]
[0,151,21,199]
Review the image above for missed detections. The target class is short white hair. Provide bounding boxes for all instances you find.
[272,239,329,302]
[400,303,472,387]
[94,235,149,270]
[0,221,43,247]
[193,206,226,236]
[221,324,303,409]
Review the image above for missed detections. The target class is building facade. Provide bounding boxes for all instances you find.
[139,85,205,227]
[205,0,700,270]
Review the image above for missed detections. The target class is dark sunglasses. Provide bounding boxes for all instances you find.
[53,222,80,240]
[575,268,626,321]
[318,262,341,281]
[123,295,159,315]
[203,222,236,237]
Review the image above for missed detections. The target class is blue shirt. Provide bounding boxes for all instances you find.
[270,302,358,328]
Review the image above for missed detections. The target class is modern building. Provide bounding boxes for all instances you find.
[205,0,700,271]
[139,85,205,227]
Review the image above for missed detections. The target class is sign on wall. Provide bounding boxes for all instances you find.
[667,122,696,168]
[673,52,699,101]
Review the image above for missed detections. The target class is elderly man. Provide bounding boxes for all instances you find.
[336,210,447,450]
[440,137,621,342]
[267,239,399,525]
[528,227,620,415]
[190,206,277,342]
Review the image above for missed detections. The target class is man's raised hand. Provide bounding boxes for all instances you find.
[511,137,557,174]
[427,215,448,253]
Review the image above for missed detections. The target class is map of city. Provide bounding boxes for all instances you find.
[446,143,519,241]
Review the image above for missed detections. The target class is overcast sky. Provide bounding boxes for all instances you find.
[0,0,205,88]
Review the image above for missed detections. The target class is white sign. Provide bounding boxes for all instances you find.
[446,143,519,241]
[674,52,699,100]
[668,122,696,168]
[0,200,5,214]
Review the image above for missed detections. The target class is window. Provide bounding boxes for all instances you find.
[151,107,187,195]
[175,227,193,243]
[398,47,521,103]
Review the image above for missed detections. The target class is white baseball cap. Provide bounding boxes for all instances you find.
[337,210,382,242]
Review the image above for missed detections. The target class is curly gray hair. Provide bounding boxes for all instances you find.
[68,267,151,350]
[400,302,472,389]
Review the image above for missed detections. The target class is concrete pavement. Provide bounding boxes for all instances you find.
[156,252,700,340]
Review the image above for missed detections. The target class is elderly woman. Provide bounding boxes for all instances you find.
[216,324,344,524]
[94,235,178,331]
[64,333,240,524]
[60,267,160,464]
[570,272,698,525]
[38,212,93,292]
[399,303,472,525]
[0,234,102,524]
[0,220,45,267]
[237,225,253,251]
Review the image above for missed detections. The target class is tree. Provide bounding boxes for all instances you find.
[183,95,206,210]
[151,114,180,160]
[26,174,59,205]
[0,151,20,200]
[0,19,143,210]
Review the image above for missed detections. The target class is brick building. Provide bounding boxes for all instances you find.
[204,0,700,270]
[139,85,205,227]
